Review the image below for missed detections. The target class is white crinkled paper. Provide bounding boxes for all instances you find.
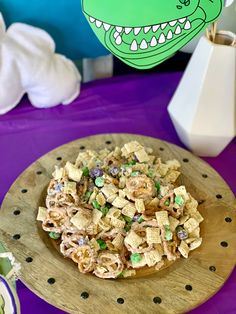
[0,252,21,281]
[0,13,81,114]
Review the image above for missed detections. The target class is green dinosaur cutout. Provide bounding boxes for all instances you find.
[82,0,223,69]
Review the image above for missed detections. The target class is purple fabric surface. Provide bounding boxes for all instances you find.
[0,72,235,314]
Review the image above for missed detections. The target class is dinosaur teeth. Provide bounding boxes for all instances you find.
[129,33,172,51]
[125,27,132,34]
[175,25,182,35]
[103,23,111,31]
[167,30,173,40]
[144,26,151,34]
[150,36,158,47]
[152,25,160,32]
[130,40,138,51]
[113,31,120,39]
[184,20,191,30]
[169,20,177,27]
[140,39,148,50]
[134,27,141,36]
[95,20,102,28]
[115,35,122,45]
[179,17,187,24]
[116,26,123,33]
[89,15,191,32]
[161,23,168,30]
[88,14,193,51]
[158,33,166,44]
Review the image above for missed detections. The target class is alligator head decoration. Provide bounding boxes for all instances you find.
[82,0,224,69]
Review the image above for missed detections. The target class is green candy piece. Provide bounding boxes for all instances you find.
[129,160,136,166]
[106,203,112,209]
[49,232,61,240]
[130,253,142,264]
[176,225,184,233]
[82,167,89,177]
[96,239,107,250]
[123,215,133,224]
[84,191,92,201]
[155,182,161,192]
[92,200,101,209]
[95,176,105,187]
[165,230,173,241]
[124,225,131,232]
[124,160,137,168]
[138,216,144,224]
[164,225,173,241]
[101,206,109,216]
[175,195,184,206]
[164,199,170,206]
[131,171,140,177]
[148,170,154,178]
[117,272,124,278]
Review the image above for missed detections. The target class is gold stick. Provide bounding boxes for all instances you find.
[206,27,210,41]
[211,22,218,43]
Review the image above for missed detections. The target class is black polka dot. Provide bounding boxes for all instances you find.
[21,189,28,193]
[221,241,228,248]
[56,157,62,161]
[153,297,162,304]
[117,298,124,304]
[185,285,192,291]
[80,292,89,299]
[209,266,216,272]
[159,147,164,151]
[216,194,222,199]
[13,209,21,215]
[202,174,208,178]
[225,217,232,223]
[183,158,189,163]
[105,140,112,145]
[36,171,42,175]
[13,234,21,240]
[47,278,55,285]
[80,146,85,150]
[26,257,33,263]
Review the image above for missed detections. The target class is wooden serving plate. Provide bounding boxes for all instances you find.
[0,134,236,314]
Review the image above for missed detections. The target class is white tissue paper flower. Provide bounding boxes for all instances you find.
[0,13,81,114]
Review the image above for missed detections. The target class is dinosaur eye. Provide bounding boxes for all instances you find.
[179,0,190,6]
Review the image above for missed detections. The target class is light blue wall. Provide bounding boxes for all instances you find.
[0,0,109,59]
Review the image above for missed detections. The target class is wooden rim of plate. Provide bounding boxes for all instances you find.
[0,134,236,314]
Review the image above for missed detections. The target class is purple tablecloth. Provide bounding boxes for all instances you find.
[0,72,235,314]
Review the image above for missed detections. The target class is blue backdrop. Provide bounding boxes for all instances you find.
[0,0,109,60]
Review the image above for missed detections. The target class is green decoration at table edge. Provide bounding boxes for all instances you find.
[0,243,20,313]
[82,0,223,69]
